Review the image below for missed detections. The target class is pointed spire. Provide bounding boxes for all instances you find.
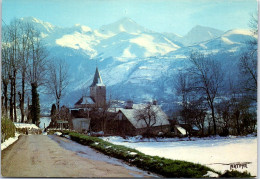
[90,67,104,87]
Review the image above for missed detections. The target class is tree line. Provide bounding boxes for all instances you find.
[1,18,69,126]
[174,15,257,136]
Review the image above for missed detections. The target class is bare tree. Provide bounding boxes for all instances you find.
[88,94,117,134]
[135,103,158,137]
[2,19,22,122]
[17,22,34,122]
[1,26,12,116]
[188,51,224,135]
[175,70,191,124]
[239,14,257,101]
[2,19,49,125]
[216,99,233,136]
[26,26,48,125]
[47,59,69,112]
[239,49,257,101]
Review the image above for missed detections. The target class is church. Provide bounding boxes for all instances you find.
[74,67,106,108]
[70,67,171,136]
[70,67,107,133]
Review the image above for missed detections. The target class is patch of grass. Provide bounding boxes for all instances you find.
[1,116,16,143]
[63,131,222,178]
[220,170,253,178]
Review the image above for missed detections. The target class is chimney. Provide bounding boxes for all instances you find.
[152,100,157,105]
[125,100,133,109]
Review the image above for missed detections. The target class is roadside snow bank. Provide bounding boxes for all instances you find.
[1,133,20,150]
[54,132,62,136]
[14,123,39,129]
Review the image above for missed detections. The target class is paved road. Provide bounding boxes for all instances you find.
[1,135,154,177]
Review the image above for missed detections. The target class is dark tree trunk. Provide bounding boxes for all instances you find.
[1,96,4,115]
[9,76,14,121]
[20,72,25,123]
[13,70,17,122]
[3,79,9,116]
[27,97,30,122]
[235,110,241,135]
[212,108,217,135]
[31,82,40,125]
[57,99,60,112]
[208,121,211,135]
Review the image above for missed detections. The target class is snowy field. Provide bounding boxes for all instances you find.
[102,136,257,176]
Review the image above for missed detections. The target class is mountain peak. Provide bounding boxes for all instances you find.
[21,16,42,23]
[99,17,148,35]
[116,17,136,24]
[183,25,224,45]
[189,25,223,33]
[20,17,56,33]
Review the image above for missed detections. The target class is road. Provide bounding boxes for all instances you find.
[1,135,155,177]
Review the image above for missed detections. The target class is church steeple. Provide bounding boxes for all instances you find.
[90,67,106,107]
[90,67,104,87]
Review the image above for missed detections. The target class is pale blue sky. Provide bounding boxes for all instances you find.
[2,0,258,35]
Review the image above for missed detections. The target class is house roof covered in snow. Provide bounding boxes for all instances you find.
[75,96,95,106]
[117,104,170,129]
[90,67,105,87]
[14,122,39,129]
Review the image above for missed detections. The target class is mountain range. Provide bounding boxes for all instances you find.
[19,17,255,114]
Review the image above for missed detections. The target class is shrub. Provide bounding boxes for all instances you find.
[220,170,252,178]
[1,116,16,142]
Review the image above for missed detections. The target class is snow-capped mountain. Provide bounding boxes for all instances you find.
[99,17,149,35]
[20,17,181,60]
[182,25,224,46]
[16,17,255,113]
[21,17,57,34]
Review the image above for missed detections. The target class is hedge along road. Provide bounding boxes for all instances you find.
[1,135,157,177]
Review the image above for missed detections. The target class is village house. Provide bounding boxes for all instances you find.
[70,67,171,136]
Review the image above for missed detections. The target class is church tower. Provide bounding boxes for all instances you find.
[90,67,106,107]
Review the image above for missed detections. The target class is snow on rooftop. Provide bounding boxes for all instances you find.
[14,123,39,129]
[118,104,169,129]
[176,125,187,135]
[96,83,105,86]
[75,96,95,106]
[82,96,95,104]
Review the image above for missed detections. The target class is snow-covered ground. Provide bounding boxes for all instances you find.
[1,133,20,151]
[101,135,257,176]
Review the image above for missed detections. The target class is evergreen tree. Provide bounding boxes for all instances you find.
[50,104,57,128]
[31,83,40,125]
[51,104,56,117]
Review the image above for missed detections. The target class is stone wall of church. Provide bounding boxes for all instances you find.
[90,86,106,107]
